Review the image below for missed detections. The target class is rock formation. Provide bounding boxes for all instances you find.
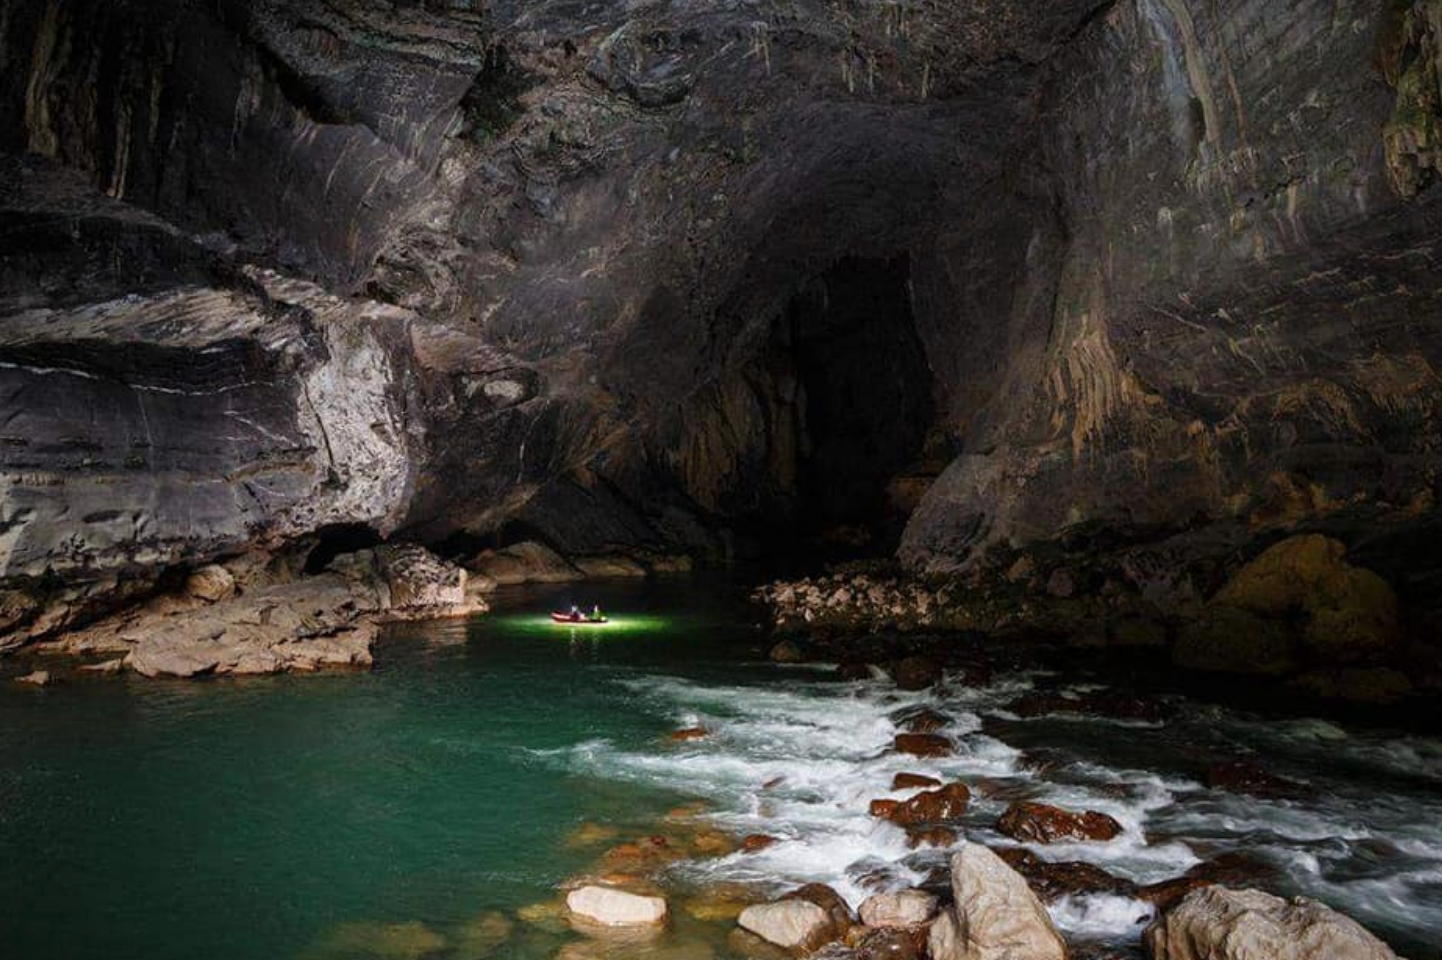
[1,0,1440,667]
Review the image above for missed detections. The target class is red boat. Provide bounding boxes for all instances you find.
[550,611,609,625]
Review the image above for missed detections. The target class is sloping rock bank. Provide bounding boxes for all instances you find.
[755,534,1442,709]
[17,545,483,679]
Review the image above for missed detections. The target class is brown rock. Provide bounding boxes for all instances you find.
[996,800,1123,843]
[891,656,942,690]
[669,726,709,741]
[742,834,779,853]
[185,564,236,602]
[892,733,953,758]
[855,928,922,960]
[995,847,1137,902]
[785,883,855,938]
[769,640,806,663]
[1174,606,1298,676]
[1205,760,1299,798]
[907,825,958,849]
[888,783,972,825]
[870,799,901,818]
[897,708,952,733]
[892,772,942,790]
[15,669,51,686]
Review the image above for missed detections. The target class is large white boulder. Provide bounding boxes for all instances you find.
[928,842,1066,960]
[737,899,835,952]
[1147,886,1399,960]
[565,885,668,927]
[860,889,939,929]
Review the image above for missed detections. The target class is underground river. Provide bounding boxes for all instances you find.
[2,577,1439,960]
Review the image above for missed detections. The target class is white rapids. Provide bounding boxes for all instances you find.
[546,664,1442,954]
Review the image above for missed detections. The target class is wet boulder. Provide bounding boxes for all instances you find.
[669,727,709,741]
[896,708,952,733]
[906,826,957,849]
[380,545,469,611]
[737,899,836,953]
[890,656,942,690]
[565,885,668,926]
[15,669,50,686]
[1146,886,1399,960]
[994,847,1138,902]
[886,783,972,825]
[892,772,942,790]
[741,834,779,853]
[854,927,922,960]
[928,843,1066,960]
[892,733,953,758]
[1205,760,1300,798]
[1173,606,1298,676]
[769,640,807,664]
[1212,535,1398,665]
[996,800,1122,843]
[859,890,938,929]
[784,883,856,938]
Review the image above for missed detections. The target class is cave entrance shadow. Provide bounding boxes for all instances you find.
[758,253,936,563]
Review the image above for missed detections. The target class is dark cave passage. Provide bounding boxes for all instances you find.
[765,255,937,556]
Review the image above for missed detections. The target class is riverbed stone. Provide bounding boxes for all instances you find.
[859,890,938,929]
[892,733,952,758]
[15,669,50,685]
[566,885,668,927]
[886,783,971,825]
[892,772,942,790]
[737,899,835,952]
[1146,886,1400,960]
[996,800,1122,843]
[929,843,1066,960]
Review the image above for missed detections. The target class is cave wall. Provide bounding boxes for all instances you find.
[3,0,1441,633]
[901,0,1442,571]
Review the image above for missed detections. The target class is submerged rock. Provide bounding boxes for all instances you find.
[996,800,1122,843]
[565,885,668,927]
[892,773,942,790]
[928,843,1066,960]
[1146,886,1399,960]
[15,669,50,686]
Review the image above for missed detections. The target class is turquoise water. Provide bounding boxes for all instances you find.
[0,579,766,960]
[4,577,1441,960]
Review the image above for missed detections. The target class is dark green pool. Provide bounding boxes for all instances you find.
[0,578,765,960]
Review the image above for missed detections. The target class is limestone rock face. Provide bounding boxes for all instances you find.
[565,885,668,927]
[185,566,236,603]
[470,542,583,586]
[2,0,1442,641]
[1146,886,1399,960]
[929,843,1067,960]
[379,545,468,611]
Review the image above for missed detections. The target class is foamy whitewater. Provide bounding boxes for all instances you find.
[549,665,1442,955]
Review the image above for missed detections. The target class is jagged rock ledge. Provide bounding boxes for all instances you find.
[753,534,1442,711]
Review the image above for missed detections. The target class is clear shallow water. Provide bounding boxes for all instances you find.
[2,578,1440,960]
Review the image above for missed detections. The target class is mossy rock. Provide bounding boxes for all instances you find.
[1211,535,1398,664]
[1173,607,1298,676]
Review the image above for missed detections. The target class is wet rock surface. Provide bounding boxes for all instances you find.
[1146,887,1401,960]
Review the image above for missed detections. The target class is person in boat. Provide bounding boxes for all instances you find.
[569,604,583,622]
[591,604,603,622]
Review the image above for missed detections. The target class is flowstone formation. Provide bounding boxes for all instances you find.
[2,0,1441,667]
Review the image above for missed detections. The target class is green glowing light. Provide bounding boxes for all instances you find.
[491,614,673,638]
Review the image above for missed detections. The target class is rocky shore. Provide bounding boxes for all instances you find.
[435,661,1412,960]
[753,534,1442,712]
